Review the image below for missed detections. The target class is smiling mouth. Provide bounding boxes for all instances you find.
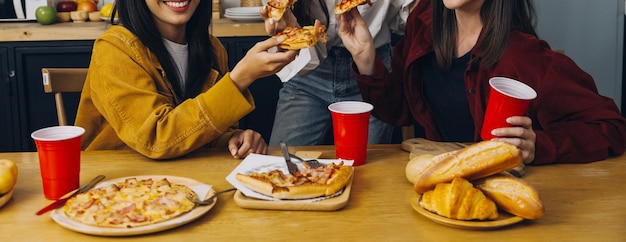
[164,0,190,8]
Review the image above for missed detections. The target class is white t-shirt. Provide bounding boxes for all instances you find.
[277,0,415,82]
[163,38,189,90]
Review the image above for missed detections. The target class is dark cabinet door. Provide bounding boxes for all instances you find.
[0,47,18,152]
[13,41,93,151]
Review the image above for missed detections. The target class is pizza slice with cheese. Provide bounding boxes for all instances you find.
[235,161,353,200]
[274,19,328,50]
[334,0,372,14]
[265,0,297,21]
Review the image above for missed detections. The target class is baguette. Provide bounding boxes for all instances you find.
[414,140,522,194]
[474,172,544,219]
[405,151,457,184]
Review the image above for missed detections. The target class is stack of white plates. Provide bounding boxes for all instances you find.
[224,7,263,22]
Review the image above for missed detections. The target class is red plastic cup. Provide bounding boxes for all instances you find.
[328,101,373,166]
[481,77,537,141]
[31,126,85,200]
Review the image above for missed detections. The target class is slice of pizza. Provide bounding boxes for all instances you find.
[63,177,197,228]
[274,19,328,50]
[235,161,353,200]
[334,0,373,14]
[265,0,297,21]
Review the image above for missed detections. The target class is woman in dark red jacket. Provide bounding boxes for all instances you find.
[337,0,626,165]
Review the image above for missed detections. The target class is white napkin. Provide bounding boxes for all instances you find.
[275,47,320,82]
[226,153,353,202]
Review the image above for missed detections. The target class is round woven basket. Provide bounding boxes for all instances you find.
[241,0,262,7]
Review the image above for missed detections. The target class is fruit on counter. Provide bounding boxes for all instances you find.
[0,159,18,195]
[56,1,77,12]
[35,6,57,25]
[76,0,98,12]
[76,0,98,4]
[100,3,117,18]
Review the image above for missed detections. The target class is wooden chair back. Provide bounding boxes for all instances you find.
[41,68,88,126]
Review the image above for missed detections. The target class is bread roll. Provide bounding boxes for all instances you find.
[405,151,457,184]
[414,140,522,194]
[474,172,544,219]
[419,177,498,220]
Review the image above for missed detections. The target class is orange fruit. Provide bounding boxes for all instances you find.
[76,1,97,12]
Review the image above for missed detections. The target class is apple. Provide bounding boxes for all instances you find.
[56,1,77,12]
[76,1,98,12]
[35,6,57,25]
[0,159,18,195]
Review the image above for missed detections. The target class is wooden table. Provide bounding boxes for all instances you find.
[0,144,624,241]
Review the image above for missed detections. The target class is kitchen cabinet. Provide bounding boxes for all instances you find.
[0,37,282,152]
[0,46,15,151]
[220,36,283,144]
[0,40,93,152]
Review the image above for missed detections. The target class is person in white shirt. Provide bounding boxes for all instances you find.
[261,0,414,146]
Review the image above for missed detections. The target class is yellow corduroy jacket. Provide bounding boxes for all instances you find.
[75,26,255,159]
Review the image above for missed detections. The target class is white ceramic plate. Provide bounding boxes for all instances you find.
[50,175,216,236]
[224,14,263,22]
[225,7,262,15]
[411,194,524,229]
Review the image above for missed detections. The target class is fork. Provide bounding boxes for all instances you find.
[289,153,323,168]
[188,188,237,206]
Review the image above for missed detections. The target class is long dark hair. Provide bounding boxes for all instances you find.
[112,0,218,100]
[431,0,537,70]
[292,0,329,26]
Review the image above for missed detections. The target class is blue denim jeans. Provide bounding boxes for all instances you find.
[269,44,394,146]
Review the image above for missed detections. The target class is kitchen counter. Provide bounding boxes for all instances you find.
[0,18,267,42]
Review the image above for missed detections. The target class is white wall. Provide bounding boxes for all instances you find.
[535,0,624,110]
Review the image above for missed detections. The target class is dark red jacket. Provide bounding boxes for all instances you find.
[354,0,626,164]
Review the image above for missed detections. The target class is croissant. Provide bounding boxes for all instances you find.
[419,177,499,221]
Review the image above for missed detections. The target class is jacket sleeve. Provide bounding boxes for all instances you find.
[353,0,431,127]
[530,53,626,165]
[88,33,254,159]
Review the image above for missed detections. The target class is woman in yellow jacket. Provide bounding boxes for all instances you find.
[75,0,297,159]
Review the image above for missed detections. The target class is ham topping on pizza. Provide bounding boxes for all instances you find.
[265,0,297,21]
[274,19,328,50]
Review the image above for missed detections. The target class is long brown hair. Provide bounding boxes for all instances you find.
[113,0,218,100]
[431,0,537,70]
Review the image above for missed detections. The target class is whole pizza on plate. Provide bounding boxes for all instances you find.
[63,177,198,228]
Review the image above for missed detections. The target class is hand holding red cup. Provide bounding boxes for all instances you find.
[481,77,537,141]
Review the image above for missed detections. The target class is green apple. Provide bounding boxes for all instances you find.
[35,6,57,25]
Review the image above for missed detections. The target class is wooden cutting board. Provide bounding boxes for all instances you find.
[401,138,467,159]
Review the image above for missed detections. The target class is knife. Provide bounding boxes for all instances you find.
[279,142,299,175]
[35,175,106,215]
